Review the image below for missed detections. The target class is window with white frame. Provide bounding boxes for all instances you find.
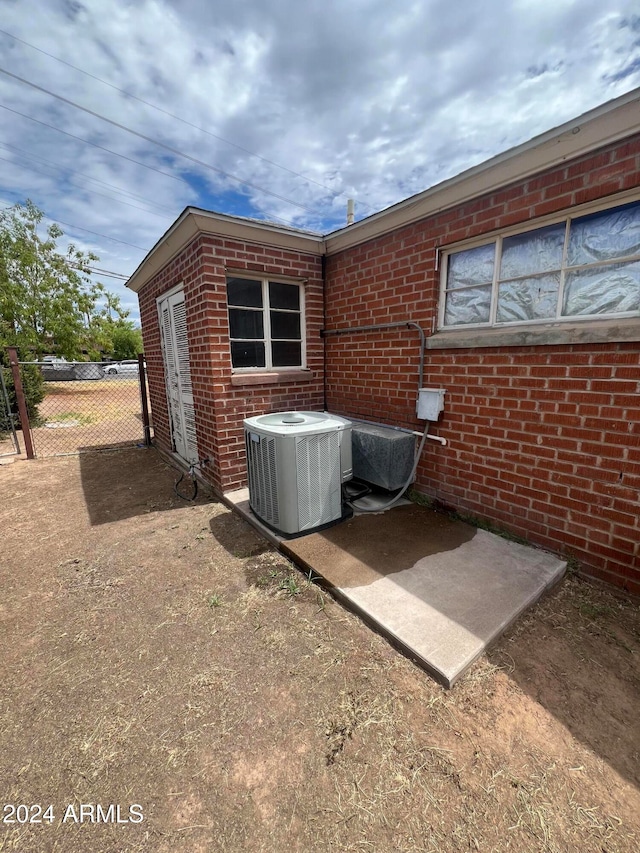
[440,199,640,328]
[227,275,305,369]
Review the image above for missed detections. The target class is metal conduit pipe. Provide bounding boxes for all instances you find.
[322,320,431,513]
[320,320,426,390]
[347,413,447,446]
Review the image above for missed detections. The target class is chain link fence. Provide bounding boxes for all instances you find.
[0,366,20,457]
[17,360,152,458]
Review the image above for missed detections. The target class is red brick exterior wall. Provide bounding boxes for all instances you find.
[324,134,640,594]
[137,135,639,594]
[138,235,324,494]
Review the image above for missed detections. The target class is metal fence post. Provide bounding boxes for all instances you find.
[7,347,35,459]
[138,353,152,447]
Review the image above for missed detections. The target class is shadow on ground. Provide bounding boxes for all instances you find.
[208,513,271,558]
[487,576,640,788]
[78,445,212,525]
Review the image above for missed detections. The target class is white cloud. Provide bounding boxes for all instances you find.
[0,0,638,323]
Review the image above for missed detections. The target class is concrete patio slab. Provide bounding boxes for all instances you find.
[223,489,566,687]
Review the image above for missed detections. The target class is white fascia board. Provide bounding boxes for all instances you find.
[127,208,324,293]
[325,87,640,254]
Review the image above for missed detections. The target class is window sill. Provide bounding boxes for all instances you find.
[230,370,314,387]
[427,317,640,350]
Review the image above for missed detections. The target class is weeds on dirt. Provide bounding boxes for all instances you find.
[47,410,96,426]
[246,556,318,601]
[579,601,614,619]
[277,573,301,596]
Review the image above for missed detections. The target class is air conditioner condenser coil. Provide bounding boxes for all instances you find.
[244,411,352,536]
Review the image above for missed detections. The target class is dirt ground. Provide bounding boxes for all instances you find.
[29,379,146,457]
[0,448,638,853]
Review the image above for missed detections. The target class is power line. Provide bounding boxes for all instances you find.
[48,217,148,251]
[0,102,192,188]
[0,153,176,220]
[0,199,147,254]
[0,66,325,216]
[90,268,129,279]
[0,27,373,213]
[71,263,130,280]
[0,103,307,229]
[0,140,180,214]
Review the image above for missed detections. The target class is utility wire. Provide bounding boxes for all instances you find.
[0,27,372,213]
[86,270,129,280]
[86,265,129,279]
[49,217,148,251]
[0,102,192,188]
[68,263,130,280]
[0,66,325,215]
[0,102,307,228]
[0,153,176,220]
[0,139,180,214]
[0,198,143,263]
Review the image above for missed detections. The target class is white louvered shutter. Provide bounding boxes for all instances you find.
[158,290,198,464]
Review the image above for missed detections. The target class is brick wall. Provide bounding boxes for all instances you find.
[138,233,324,494]
[325,134,640,594]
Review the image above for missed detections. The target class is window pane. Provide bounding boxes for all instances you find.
[229,308,264,339]
[447,244,495,290]
[227,278,263,307]
[568,202,640,266]
[269,281,300,310]
[444,285,491,325]
[272,341,302,366]
[270,310,300,340]
[563,260,640,316]
[231,341,265,368]
[496,274,560,323]
[500,223,565,279]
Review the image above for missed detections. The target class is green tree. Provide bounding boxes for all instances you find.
[109,322,143,360]
[0,200,131,360]
[0,364,45,434]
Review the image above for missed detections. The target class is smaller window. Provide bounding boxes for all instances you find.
[226,276,305,370]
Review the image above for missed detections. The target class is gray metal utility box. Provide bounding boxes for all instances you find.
[351,422,415,491]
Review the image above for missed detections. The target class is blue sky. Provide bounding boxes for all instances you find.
[1,0,639,324]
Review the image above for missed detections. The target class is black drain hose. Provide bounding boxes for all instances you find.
[173,458,210,501]
[174,467,198,501]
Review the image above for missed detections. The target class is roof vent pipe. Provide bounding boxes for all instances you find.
[347,198,355,226]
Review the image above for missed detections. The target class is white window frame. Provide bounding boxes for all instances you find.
[226,274,307,372]
[438,195,640,331]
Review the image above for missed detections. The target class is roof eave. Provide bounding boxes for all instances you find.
[126,207,324,293]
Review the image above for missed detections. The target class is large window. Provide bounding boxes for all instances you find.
[441,199,640,328]
[227,276,305,370]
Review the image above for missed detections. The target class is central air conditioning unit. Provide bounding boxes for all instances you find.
[244,411,352,536]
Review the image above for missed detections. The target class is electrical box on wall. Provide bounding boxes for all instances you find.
[417,387,446,421]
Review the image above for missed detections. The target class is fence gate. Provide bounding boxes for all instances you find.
[0,367,20,458]
[18,360,152,458]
